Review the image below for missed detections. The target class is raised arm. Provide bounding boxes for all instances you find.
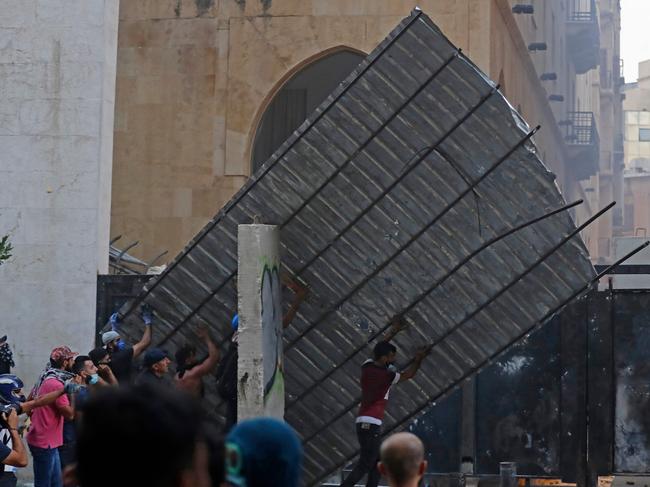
[398,346,431,383]
[97,364,118,386]
[382,316,409,342]
[184,325,220,379]
[282,277,309,329]
[132,306,154,359]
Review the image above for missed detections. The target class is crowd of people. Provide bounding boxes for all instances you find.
[0,287,436,487]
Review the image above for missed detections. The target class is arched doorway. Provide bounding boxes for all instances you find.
[251,50,365,172]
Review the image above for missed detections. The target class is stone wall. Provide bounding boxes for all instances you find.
[0,0,119,386]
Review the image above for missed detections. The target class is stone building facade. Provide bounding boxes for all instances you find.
[110,0,621,265]
[622,60,650,237]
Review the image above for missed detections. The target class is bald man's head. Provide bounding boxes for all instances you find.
[378,433,427,486]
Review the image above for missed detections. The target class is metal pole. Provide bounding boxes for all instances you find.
[286,199,582,408]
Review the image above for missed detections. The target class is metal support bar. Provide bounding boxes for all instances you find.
[286,199,583,409]
[286,126,539,352]
[119,9,426,321]
[298,201,613,446]
[155,52,462,346]
[313,239,647,487]
[593,264,650,275]
[116,240,139,266]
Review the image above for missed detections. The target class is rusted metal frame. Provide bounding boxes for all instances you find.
[310,235,646,487]
[286,198,583,409]
[295,129,544,444]
[119,9,426,321]
[154,54,461,347]
[286,124,538,352]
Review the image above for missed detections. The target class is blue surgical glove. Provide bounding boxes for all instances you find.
[64,381,83,395]
[141,304,153,326]
[109,312,120,331]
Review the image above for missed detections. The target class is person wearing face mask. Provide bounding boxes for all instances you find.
[340,338,431,487]
[87,348,118,386]
[102,304,153,384]
[26,346,77,487]
[58,355,108,473]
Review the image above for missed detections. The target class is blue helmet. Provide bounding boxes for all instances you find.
[0,375,25,406]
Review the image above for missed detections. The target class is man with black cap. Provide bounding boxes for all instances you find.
[136,348,172,386]
[102,305,153,384]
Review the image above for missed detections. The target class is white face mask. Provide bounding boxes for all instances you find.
[88,374,99,385]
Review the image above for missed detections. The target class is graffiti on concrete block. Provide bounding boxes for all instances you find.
[261,259,283,412]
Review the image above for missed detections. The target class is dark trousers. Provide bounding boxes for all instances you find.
[224,396,237,433]
[340,423,381,487]
[58,442,76,471]
[0,472,17,487]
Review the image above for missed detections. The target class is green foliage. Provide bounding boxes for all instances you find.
[0,235,12,266]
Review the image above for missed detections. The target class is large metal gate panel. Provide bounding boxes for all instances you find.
[113,10,595,485]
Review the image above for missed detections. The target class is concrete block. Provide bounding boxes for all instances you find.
[0,100,20,135]
[237,224,284,420]
[0,0,36,28]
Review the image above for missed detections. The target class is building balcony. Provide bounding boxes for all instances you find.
[562,111,600,180]
[566,0,600,74]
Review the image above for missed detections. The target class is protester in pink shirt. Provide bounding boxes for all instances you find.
[26,347,76,487]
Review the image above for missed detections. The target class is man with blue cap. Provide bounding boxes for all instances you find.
[225,417,302,487]
[135,348,172,386]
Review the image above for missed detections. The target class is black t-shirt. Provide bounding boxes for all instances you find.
[109,346,134,383]
[136,369,170,388]
[0,432,11,466]
[215,343,238,400]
